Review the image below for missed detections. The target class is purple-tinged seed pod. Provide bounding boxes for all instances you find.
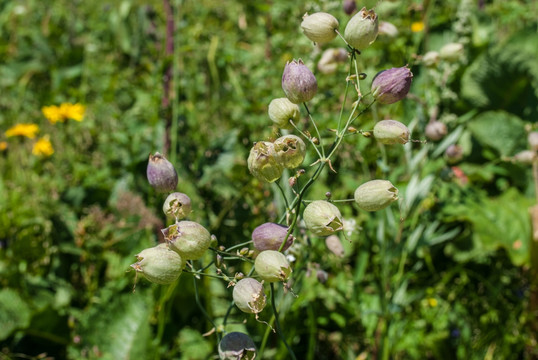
[282,59,318,104]
[252,222,294,251]
[371,66,413,105]
[162,192,191,219]
[343,0,357,15]
[445,144,464,163]
[162,221,211,260]
[233,278,266,314]
[147,152,178,193]
[425,121,447,141]
[254,250,292,283]
[130,243,185,285]
[218,332,257,360]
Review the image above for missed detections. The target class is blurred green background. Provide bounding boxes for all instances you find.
[1,0,538,359]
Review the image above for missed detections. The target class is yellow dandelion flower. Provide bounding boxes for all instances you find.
[5,123,40,139]
[32,136,54,157]
[60,103,85,121]
[411,21,425,33]
[427,297,438,307]
[42,105,64,124]
[0,141,7,151]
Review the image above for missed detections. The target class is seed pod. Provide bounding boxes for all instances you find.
[445,144,463,163]
[373,120,410,145]
[162,192,192,220]
[254,250,292,283]
[378,21,398,38]
[439,42,464,62]
[513,150,536,164]
[247,141,283,183]
[343,0,357,15]
[147,152,178,192]
[282,59,318,104]
[344,7,378,50]
[218,332,257,360]
[422,51,440,67]
[301,12,339,44]
[162,221,211,260]
[528,132,538,151]
[252,222,294,251]
[316,269,329,283]
[130,243,185,285]
[425,121,447,141]
[354,179,398,212]
[371,66,413,104]
[233,278,266,314]
[303,200,344,236]
[268,98,301,129]
[274,135,306,169]
[317,48,348,74]
[325,235,345,257]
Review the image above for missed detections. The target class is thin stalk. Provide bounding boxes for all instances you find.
[303,103,325,158]
[193,276,219,339]
[276,180,290,211]
[271,283,297,360]
[155,281,178,353]
[170,0,182,164]
[290,119,323,159]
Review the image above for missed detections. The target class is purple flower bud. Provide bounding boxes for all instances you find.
[218,332,257,360]
[343,0,357,15]
[425,121,447,141]
[147,152,178,193]
[252,223,294,251]
[282,59,318,104]
[233,278,266,314]
[445,144,463,163]
[371,66,413,104]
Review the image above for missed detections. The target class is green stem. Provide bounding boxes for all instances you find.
[276,180,290,211]
[270,283,297,360]
[303,103,325,158]
[193,276,219,339]
[290,119,323,159]
[170,0,181,164]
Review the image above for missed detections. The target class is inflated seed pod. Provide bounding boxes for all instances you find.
[282,59,318,104]
[513,150,536,164]
[274,134,306,169]
[254,250,292,283]
[373,120,410,145]
[218,332,257,360]
[425,121,447,141]
[247,141,284,183]
[162,192,192,219]
[252,222,294,251]
[147,152,178,192]
[268,98,300,129]
[301,12,339,44]
[130,243,185,285]
[528,132,538,151]
[344,7,378,50]
[233,278,266,314]
[325,235,345,257]
[371,66,413,104]
[439,43,464,62]
[354,179,398,211]
[303,200,344,236]
[445,144,463,163]
[162,221,211,260]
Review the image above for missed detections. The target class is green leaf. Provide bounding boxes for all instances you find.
[0,288,32,340]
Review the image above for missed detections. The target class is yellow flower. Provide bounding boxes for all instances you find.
[5,123,40,139]
[60,103,85,121]
[0,141,7,151]
[42,105,64,124]
[32,136,54,157]
[411,21,425,33]
[427,297,438,307]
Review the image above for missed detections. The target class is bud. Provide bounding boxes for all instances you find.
[162,221,211,260]
[439,43,464,62]
[252,222,294,252]
[254,250,292,283]
[301,12,339,44]
[303,200,344,236]
[445,144,463,163]
[378,21,398,38]
[371,66,413,104]
[233,278,266,314]
[218,332,257,360]
[512,150,536,164]
[343,0,357,15]
[344,7,378,51]
[147,152,178,192]
[268,98,301,129]
[373,120,410,144]
[274,134,307,169]
[247,141,284,183]
[422,51,440,67]
[528,132,538,151]
[425,121,447,141]
[354,179,399,212]
[325,235,345,257]
[130,243,185,285]
[162,192,192,220]
[282,59,318,104]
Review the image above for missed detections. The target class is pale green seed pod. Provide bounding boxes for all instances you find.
[373,120,410,145]
[254,250,292,283]
[163,192,191,220]
[422,51,440,67]
[274,135,306,169]
[130,243,185,285]
[233,278,266,314]
[163,221,211,260]
[344,7,378,50]
[512,150,536,164]
[301,12,339,44]
[303,200,344,236]
[528,132,538,151]
[268,98,300,129]
[354,179,398,212]
[247,141,284,183]
[218,332,257,360]
[439,42,464,62]
[325,235,345,257]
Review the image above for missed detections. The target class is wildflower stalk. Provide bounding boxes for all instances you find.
[270,283,297,360]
